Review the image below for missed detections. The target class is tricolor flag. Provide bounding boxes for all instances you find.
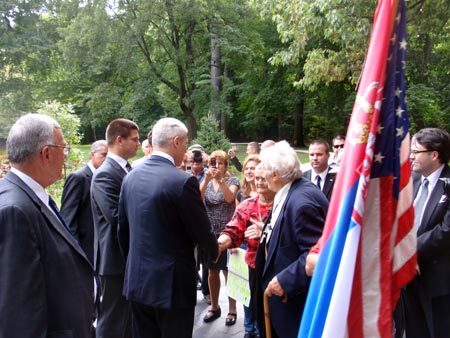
[298,0,416,337]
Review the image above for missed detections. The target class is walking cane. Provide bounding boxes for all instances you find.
[264,290,272,338]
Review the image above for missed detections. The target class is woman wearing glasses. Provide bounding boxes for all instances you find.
[329,134,345,169]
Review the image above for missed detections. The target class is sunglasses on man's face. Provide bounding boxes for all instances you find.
[333,144,344,149]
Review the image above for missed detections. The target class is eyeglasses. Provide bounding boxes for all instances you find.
[333,144,344,149]
[410,149,433,156]
[47,144,71,155]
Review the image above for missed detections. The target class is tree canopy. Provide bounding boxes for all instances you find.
[1,0,448,146]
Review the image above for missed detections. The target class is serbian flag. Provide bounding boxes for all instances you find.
[298,0,416,337]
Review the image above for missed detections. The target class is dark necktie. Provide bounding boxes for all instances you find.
[48,196,72,233]
[125,162,132,172]
[316,175,322,190]
[414,178,429,228]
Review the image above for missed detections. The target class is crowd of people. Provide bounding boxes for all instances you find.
[1,113,449,338]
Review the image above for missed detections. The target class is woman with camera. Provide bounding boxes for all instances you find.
[200,150,240,325]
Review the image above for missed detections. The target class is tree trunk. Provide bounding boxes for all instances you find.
[292,98,305,147]
[210,30,222,128]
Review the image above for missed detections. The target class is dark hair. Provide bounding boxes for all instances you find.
[147,130,153,146]
[106,118,139,146]
[192,150,203,163]
[413,128,450,164]
[309,138,331,153]
[333,134,346,143]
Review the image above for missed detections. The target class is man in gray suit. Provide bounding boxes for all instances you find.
[118,117,218,338]
[91,118,140,338]
[60,139,107,263]
[0,114,94,338]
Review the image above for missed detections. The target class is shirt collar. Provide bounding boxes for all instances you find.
[107,152,129,172]
[10,167,49,207]
[423,164,445,191]
[152,151,175,166]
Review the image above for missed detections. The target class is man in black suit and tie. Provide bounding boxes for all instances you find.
[91,118,140,338]
[0,114,95,338]
[118,117,218,338]
[303,138,336,201]
[60,139,107,263]
[399,127,450,338]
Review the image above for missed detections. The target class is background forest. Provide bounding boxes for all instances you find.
[1,0,449,146]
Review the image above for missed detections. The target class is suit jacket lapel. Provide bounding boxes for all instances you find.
[418,165,450,232]
[6,172,91,264]
[264,180,298,275]
[323,172,335,197]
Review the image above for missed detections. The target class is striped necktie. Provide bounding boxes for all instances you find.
[414,178,429,229]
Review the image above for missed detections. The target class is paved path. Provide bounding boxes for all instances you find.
[193,276,245,338]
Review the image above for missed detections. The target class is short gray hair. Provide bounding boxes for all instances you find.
[89,140,107,158]
[152,117,188,148]
[259,140,302,183]
[7,114,61,164]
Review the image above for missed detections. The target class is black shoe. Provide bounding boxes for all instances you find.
[203,307,221,323]
[225,312,237,326]
[243,333,256,338]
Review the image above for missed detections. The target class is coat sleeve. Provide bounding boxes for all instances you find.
[277,199,326,297]
[417,201,450,263]
[0,205,47,338]
[91,170,121,229]
[179,176,218,259]
[117,178,130,260]
[60,172,83,240]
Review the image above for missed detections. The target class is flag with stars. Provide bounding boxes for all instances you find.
[298,0,416,337]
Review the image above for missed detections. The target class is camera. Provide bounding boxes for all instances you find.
[210,157,216,168]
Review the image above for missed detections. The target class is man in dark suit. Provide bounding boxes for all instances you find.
[0,114,95,338]
[91,118,140,338]
[118,117,218,338]
[60,139,107,263]
[399,128,450,338]
[303,138,336,201]
[255,141,328,338]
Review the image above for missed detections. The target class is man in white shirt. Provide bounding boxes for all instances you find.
[303,138,336,201]
[0,113,95,338]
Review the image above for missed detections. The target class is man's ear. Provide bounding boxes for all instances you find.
[40,146,50,162]
[173,135,180,148]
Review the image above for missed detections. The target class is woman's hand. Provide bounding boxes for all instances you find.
[245,218,264,239]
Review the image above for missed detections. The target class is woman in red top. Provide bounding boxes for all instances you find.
[218,164,275,338]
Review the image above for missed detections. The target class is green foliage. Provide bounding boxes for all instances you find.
[1,0,449,149]
[37,100,83,203]
[190,115,231,154]
[407,84,448,134]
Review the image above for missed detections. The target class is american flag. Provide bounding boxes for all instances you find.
[298,0,416,337]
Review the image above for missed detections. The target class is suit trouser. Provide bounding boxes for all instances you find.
[130,301,195,338]
[401,278,450,338]
[97,274,131,338]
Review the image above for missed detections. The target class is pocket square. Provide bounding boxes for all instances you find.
[439,195,448,203]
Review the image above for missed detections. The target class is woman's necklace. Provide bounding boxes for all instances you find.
[258,196,274,221]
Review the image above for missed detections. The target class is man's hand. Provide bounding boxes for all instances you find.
[228,149,236,159]
[305,253,318,277]
[264,276,287,303]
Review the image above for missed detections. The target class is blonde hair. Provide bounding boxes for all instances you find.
[209,150,228,167]
[240,155,260,198]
